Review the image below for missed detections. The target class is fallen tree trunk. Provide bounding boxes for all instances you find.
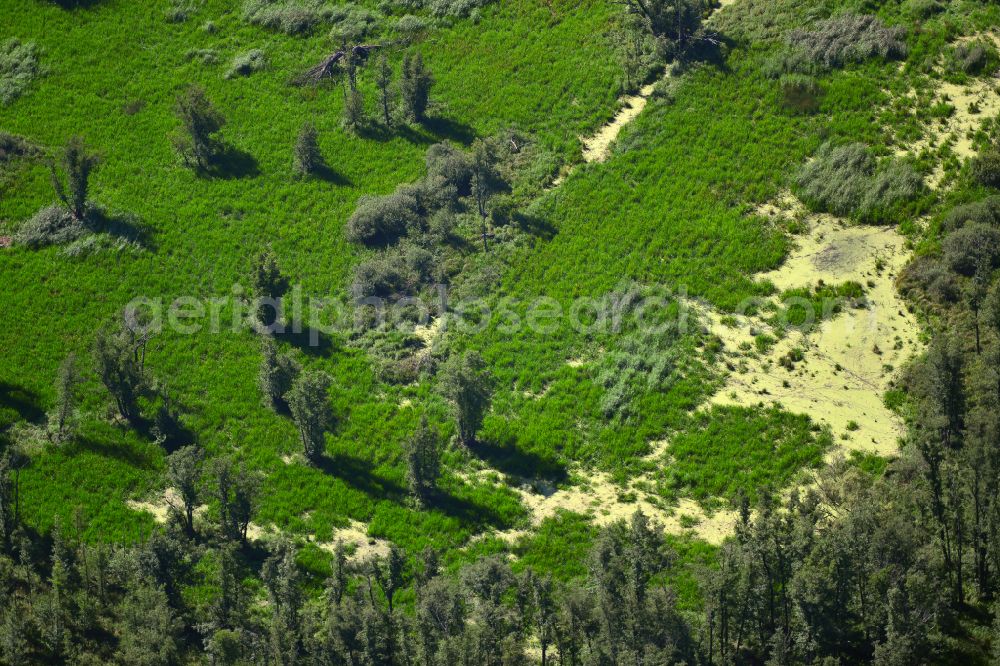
[298,44,381,84]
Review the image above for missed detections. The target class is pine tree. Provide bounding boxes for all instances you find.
[375,53,394,126]
[166,445,202,535]
[286,371,333,465]
[405,416,442,504]
[438,351,492,446]
[250,247,290,328]
[400,52,432,122]
[49,352,80,443]
[172,84,226,169]
[342,87,366,133]
[293,121,321,176]
[258,336,300,409]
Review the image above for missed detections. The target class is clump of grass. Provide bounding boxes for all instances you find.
[15,205,87,249]
[776,280,866,328]
[945,39,999,77]
[227,49,267,78]
[185,48,219,65]
[795,142,924,224]
[766,13,906,76]
[327,4,380,42]
[1,38,41,105]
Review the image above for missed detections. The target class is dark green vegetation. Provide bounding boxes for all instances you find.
[4,0,1000,662]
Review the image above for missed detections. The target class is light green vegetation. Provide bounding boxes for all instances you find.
[3,0,992,574]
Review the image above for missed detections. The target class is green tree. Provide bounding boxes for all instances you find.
[48,136,99,221]
[166,445,202,535]
[48,352,80,443]
[342,87,366,133]
[287,371,333,465]
[471,138,501,252]
[115,584,181,666]
[622,0,704,53]
[250,247,290,328]
[438,351,492,446]
[375,53,394,126]
[258,337,301,409]
[93,315,152,424]
[405,416,442,504]
[293,121,321,176]
[400,52,432,122]
[172,84,226,169]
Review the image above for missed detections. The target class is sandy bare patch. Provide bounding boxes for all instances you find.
[581,81,659,163]
[127,487,206,524]
[315,520,392,561]
[481,470,738,546]
[895,72,1000,188]
[704,197,922,457]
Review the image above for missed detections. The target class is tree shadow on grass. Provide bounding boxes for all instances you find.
[274,326,337,357]
[468,439,568,485]
[431,488,518,530]
[68,436,158,469]
[312,163,351,186]
[0,382,45,424]
[204,146,261,180]
[49,0,104,8]
[318,454,408,502]
[88,208,156,250]
[513,210,557,240]
[423,116,476,146]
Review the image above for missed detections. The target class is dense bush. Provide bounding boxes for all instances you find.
[425,142,473,194]
[942,223,1000,276]
[242,0,328,34]
[766,14,906,76]
[946,39,999,76]
[0,38,41,105]
[427,0,492,18]
[226,49,267,78]
[796,142,923,224]
[970,149,1000,189]
[345,190,422,245]
[327,4,379,42]
[350,242,438,298]
[940,196,1000,232]
[15,205,87,248]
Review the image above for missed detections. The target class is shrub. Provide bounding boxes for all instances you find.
[327,4,379,42]
[350,242,438,298]
[796,142,875,216]
[796,142,923,224]
[940,196,1000,233]
[394,15,431,43]
[901,255,959,304]
[767,14,906,76]
[857,159,924,224]
[0,38,41,105]
[293,122,321,176]
[227,49,267,78]
[165,0,195,22]
[425,142,473,194]
[243,0,325,35]
[15,205,86,248]
[942,223,1000,276]
[947,40,999,76]
[428,0,493,18]
[258,337,301,408]
[970,150,1000,189]
[345,189,422,245]
[0,131,36,163]
[185,48,219,65]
